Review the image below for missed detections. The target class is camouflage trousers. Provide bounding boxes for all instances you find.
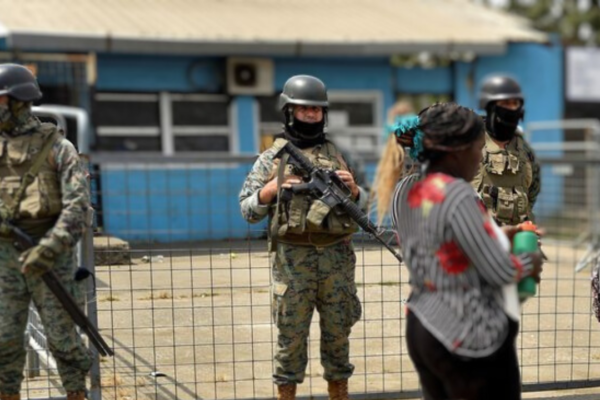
[271,240,362,385]
[0,242,92,394]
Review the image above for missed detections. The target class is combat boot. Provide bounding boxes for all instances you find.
[66,392,86,400]
[0,394,20,400]
[327,379,349,400]
[276,384,296,400]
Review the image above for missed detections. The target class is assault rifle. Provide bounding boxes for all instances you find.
[7,220,114,357]
[275,141,403,262]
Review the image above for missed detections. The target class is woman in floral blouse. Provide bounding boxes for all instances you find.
[384,103,543,400]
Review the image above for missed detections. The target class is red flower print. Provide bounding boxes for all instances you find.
[476,198,488,215]
[483,220,496,239]
[407,173,455,213]
[436,241,470,275]
[407,181,425,208]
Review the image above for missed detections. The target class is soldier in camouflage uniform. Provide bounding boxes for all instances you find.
[472,75,541,226]
[239,75,366,400]
[0,64,92,400]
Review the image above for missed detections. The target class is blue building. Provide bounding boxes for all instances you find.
[0,0,563,242]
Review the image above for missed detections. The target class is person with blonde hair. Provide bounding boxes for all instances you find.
[370,100,415,224]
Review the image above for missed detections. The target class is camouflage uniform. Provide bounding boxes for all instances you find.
[0,113,92,395]
[240,139,365,385]
[472,129,541,225]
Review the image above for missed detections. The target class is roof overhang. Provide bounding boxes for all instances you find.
[0,0,548,57]
[8,31,511,56]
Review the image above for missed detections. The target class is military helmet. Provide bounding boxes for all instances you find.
[478,75,523,110]
[0,64,43,102]
[278,75,329,111]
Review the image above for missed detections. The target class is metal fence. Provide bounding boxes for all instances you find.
[20,123,600,400]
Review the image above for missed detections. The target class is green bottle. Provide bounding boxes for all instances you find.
[512,231,538,301]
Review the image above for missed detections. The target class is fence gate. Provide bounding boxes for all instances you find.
[17,118,600,399]
[521,119,600,391]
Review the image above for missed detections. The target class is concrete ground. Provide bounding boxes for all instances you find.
[21,239,600,400]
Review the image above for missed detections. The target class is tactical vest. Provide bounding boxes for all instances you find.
[0,123,62,237]
[269,138,359,247]
[474,133,533,225]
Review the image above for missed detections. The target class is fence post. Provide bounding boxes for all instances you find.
[589,123,600,251]
[81,155,103,400]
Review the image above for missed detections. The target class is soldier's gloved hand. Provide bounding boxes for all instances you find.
[19,245,57,275]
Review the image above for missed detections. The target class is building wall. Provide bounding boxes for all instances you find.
[93,42,563,242]
[96,55,223,93]
[395,66,453,94]
[95,55,397,241]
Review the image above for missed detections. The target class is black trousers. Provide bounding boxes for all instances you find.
[406,311,521,400]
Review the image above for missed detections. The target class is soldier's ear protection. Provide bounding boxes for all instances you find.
[284,106,293,127]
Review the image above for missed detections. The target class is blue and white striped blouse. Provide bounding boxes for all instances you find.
[391,173,534,358]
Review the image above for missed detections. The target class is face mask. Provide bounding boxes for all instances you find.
[290,117,325,139]
[283,108,327,148]
[486,104,524,142]
[284,118,326,148]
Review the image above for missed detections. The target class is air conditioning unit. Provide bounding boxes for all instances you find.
[226,57,274,96]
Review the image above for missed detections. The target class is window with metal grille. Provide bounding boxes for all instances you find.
[93,93,161,152]
[171,94,231,154]
[93,92,232,154]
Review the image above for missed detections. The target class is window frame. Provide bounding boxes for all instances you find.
[94,92,235,155]
[326,90,384,155]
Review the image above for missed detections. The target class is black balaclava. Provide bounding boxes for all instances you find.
[485,102,524,142]
[283,107,326,149]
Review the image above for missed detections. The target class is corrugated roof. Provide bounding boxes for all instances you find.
[0,0,547,55]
